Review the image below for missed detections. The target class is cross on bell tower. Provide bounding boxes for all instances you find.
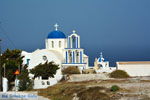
[72,30,76,34]
[100,52,103,58]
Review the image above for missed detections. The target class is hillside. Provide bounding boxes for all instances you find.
[37,76,150,100]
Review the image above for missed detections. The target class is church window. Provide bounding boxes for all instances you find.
[26,59,30,65]
[47,81,50,85]
[52,41,54,48]
[41,81,45,85]
[59,41,61,48]
[43,56,47,61]
[42,76,48,80]
[98,64,103,68]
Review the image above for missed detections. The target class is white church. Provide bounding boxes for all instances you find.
[93,52,116,73]
[21,24,89,89]
[21,24,150,89]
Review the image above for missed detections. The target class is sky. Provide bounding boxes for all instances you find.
[0,0,150,66]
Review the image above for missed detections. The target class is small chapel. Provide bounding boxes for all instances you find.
[21,24,89,89]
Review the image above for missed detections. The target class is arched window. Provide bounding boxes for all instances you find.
[51,41,54,48]
[76,51,79,63]
[59,41,61,48]
[68,50,72,63]
[26,59,30,65]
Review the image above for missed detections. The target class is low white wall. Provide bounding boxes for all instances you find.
[117,63,150,76]
[33,75,63,89]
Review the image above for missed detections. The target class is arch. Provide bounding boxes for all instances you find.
[68,50,72,63]
[72,35,76,48]
[70,35,78,48]
[76,50,79,63]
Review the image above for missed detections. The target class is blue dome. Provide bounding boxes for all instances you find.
[47,30,66,39]
[98,58,103,62]
[98,57,105,62]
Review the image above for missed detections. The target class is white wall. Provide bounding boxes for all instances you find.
[46,39,67,50]
[33,75,63,89]
[83,55,89,69]
[117,62,150,76]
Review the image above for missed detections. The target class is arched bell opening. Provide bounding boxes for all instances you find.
[75,50,80,63]
[72,35,76,48]
[69,35,79,48]
[68,50,72,63]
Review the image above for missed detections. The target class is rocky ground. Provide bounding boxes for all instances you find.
[3,75,149,100]
[37,75,150,100]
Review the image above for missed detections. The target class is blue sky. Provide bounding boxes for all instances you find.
[0,0,150,66]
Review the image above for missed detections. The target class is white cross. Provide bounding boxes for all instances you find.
[72,30,76,34]
[100,52,103,57]
[54,23,59,31]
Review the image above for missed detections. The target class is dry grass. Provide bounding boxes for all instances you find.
[77,87,111,100]
[37,81,123,100]
[62,66,80,75]
[36,78,150,100]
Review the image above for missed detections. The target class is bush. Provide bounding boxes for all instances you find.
[110,85,119,92]
[18,65,33,91]
[62,66,80,75]
[110,70,130,78]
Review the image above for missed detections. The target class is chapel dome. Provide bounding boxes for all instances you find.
[98,57,104,62]
[47,30,66,39]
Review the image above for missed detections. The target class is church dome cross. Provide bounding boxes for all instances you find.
[54,23,59,31]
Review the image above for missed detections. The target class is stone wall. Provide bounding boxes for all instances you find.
[67,74,110,82]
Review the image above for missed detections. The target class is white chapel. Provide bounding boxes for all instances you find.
[21,24,89,89]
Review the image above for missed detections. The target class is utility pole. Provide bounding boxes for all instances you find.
[0,39,2,91]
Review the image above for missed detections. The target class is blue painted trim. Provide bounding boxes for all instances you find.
[69,37,71,48]
[66,51,68,63]
[77,37,78,48]
[80,51,82,63]
[73,51,75,63]
[71,52,73,63]
[67,37,69,47]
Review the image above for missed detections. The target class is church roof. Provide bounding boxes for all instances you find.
[47,30,66,39]
[98,57,103,62]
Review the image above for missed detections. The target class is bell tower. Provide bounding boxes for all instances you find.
[64,30,83,64]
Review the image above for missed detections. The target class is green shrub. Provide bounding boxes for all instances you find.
[110,70,130,78]
[18,65,33,91]
[110,85,120,92]
[62,66,80,75]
